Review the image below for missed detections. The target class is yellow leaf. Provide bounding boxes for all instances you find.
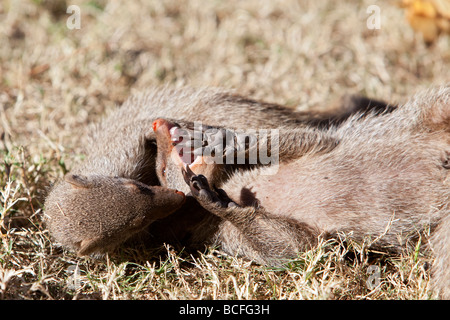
[411,1,437,18]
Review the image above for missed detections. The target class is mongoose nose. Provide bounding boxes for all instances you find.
[152,119,163,131]
[153,119,173,132]
[175,190,186,204]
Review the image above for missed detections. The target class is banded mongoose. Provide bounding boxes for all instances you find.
[153,86,450,298]
[44,86,393,256]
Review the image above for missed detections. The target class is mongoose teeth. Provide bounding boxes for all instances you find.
[169,126,179,139]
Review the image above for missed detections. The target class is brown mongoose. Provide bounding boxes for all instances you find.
[153,86,450,298]
[44,86,393,257]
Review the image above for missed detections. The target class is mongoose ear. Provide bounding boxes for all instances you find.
[64,174,93,189]
[76,237,102,256]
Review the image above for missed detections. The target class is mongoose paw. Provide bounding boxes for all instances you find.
[183,166,237,208]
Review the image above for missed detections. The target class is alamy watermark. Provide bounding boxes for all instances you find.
[170,122,280,174]
[65,4,381,32]
[67,264,81,291]
[66,5,81,30]
[366,265,381,290]
[366,5,381,30]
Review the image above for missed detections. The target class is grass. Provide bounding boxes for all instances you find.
[0,0,449,300]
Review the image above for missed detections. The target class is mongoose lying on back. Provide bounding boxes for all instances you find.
[153,86,450,298]
[44,86,393,256]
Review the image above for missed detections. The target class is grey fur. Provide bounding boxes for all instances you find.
[155,86,450,298]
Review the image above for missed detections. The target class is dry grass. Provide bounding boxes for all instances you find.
[0,0,448,300]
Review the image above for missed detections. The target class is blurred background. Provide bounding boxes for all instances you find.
[1,0,449,155]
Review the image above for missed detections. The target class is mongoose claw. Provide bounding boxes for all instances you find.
[188,174,210,196]
[187,172,236,208]
[181,164,194,185]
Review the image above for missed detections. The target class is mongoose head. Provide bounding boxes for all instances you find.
[153,118,226,193]
[44,174,185,257]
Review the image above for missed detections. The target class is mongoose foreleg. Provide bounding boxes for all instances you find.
[182,167,320,265]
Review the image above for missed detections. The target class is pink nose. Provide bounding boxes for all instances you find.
[152,119,165,132]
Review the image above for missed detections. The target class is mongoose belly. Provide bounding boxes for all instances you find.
[229,139,446,240]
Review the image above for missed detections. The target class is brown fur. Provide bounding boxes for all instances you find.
[44,86,388,256]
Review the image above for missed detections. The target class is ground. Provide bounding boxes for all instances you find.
[0,0,448,300]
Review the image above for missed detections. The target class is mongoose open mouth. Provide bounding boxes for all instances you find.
[168,125,201,166]
[153,118,222,170]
